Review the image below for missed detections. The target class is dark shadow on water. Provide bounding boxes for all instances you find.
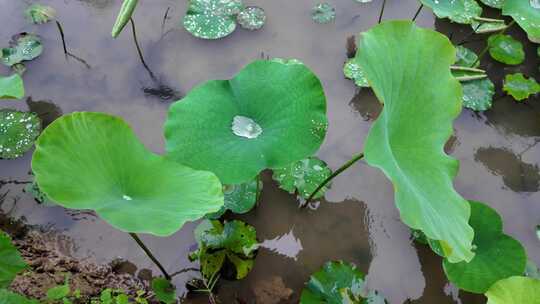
[26,97,63,128]
[348,89,382,121]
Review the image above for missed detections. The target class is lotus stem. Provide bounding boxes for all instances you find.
[450,66,486,73]
[161,7,170,36]
[128,233,171,281]
[473,16,506,23]
[473,20,515,66]
[456,74,488,82]
[129,18,156,81]
[304,153,364,206]
[378,0,386,24]
[55,20,68,58]
[412,4,423,22]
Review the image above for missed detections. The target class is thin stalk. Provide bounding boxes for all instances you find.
[378,0,387,24]
[129,233,171,280]
[456,74,487,81]
[255,174,261,205]
[412,4,423,22]
[130,18,156,81]
[473,16,505,23]
[473,20,515,66]
[55,20,68,57]
[161,7,170,36]
[450,65,485,73]
[304,153,364,206]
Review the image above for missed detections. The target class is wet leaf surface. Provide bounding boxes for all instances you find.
[0,109,40,159]
[503,0,540,43]
[419,0,482,24]
[343,58,369,87]
[237,6,266,30]
[1,33,43,67]
[462,78,495,111]
[183,0,244,39]
[272,157,332,199]
[488,34,525,65]
[207,178,262,219]
[503,73,540,101]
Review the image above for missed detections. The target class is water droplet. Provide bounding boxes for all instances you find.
[122,194,133,201]
[232,115,262,139]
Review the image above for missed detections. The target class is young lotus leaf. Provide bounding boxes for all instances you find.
[343,59,369,87]
[191,219,257,279]
[485,276,540,304]
[1,33,43,67]
[0,109,41,159]
[357,20,474,263]
[207,178,262,219]
[111,0,139,38]
[236,6,266,30]
[0,289,38,304]
[455,46,479,68]
[272,157,332,199]
[443,201,527,293]
[471,19,508,34]
[151,278,176,304]
[462,78,495,111]
[479,0,504,8]
[488,34,525,65]
[0,231,27,288]
[419,0,482,24]
[165,60,327,185]
[312,3,336,24]
[183,0,244,39]
[0,74,24,99]
[31,112,224,236]
[503,0,540,43]
[503,73,540,101]
[25,4,56,24]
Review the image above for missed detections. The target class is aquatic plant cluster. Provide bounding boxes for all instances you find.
[1,0,540,303]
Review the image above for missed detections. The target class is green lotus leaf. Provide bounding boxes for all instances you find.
[236,6,266,31]
[343,59,369,87]
[111,0,138,38]
[503,0,540,43]
[31,112,224,237]
[479,0,505,8]
[503,73,540,101]
[46,276,70,300]
[151,278,176,304]
[1,33,43,67]
[165,60,327,185]
[183,0,244,39]
[25,4,56,24]
[357,20,474,263]
[419,0,482,24]
[192,219,257,279]
[0,74,24,99]
[0,109,41,159]
[272,156,332,199]
[455,46,479,68]
[488,34,525,65]
[311,3,336,24]
[0,231,27,288]
[0,289,38,304]
[471,19,508,34]
[462,78,495,111]
[485,276,540,304]
[208,178,262,219]
[443,201,527,293]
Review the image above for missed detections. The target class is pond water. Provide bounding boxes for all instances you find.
[1,0,539,303]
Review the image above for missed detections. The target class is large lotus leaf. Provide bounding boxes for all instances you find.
[479,0,504,8]
[272,156,332,199]
[0,74,24,99]
[357,21,474,263]
[485,276,540,304]
[503,0,540,43]
[111,0,138,38]
[419,0,482,24]
[1,34,43,67]
[503,73,540,101]
[31,112,224,236]
[0,231,27,288]
[0,109,41,159]
[462,78,495,111]
[488,34,525,65]
[0,289,38,304]
[183,0,244,39]
[443,201,527,293]
[25,4,56,24]
[165,60,327,185]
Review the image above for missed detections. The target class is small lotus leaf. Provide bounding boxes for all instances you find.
[1,34,43,67]
[419,0,482,24]
[312,3,336,24]
[165,60,327,185]
[0,109,41,159]
[503,73,540,101]
[183,0,244,39]
[343,59,369,87]
[272,157,332,199]
[151,278,176,304]
[0,289,38,304]
[0,231,27,288]
[471,19,508,34]
[488,34,525,65]
[443,201,527,293]
[111,0,139,38]
[25,4,56,24]
[0,74,24,99]
[31,112,224,236]
[455,46,479,68]
[479,0,504,8]
[206,178,261,219]
[462,78,495,111]
[503,0,540,43]
[485,276,540,304]
[357,20,474,262]
[237,6,266,30]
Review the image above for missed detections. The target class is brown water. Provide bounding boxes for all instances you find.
[1,0,539,303]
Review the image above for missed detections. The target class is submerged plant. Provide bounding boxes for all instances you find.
[165,59,327,185]
[111,0,139,38]
[25,4,56,24]
[503,73,540,101]
[487,34,525,65]
[485,276,540,303]
[0,109,41,159]
[272,156,332,200]
[1,33,43,67]
[183,0,244,39]
[0,74,24,99]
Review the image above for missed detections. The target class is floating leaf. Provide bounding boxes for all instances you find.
[151,278,176,304]
[111,0,138,38]
[0,289,38,304]
[488,34,525,65]
[207,178,262,219]
[25,4,56,24]
[237,6,266,30]
[357,21,474,262]
[419,0,482,24]
[46,276,70,300]
[343,59,369,87]
[443,201,527,293]
[485,276,540,304]
[471,19,508,34]
[478,0,504,8]
[311,3,336,24]
[503,73,540,101]
[0,109,41,159]
[1,34,43,67]
[272,157,332,199]
[0,231,27,288]
[165,60,327,185]
[462,78,495,111]
[455,46,479,68]
[31,112,224,236]
[503,0,540,43]
[183,0,244,39]
[0,74,24,99]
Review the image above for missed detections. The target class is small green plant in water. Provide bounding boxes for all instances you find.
[25,4,56,24]
[0,109,41,159]
[272,156,332,200]
[0,74,24,99]
[487,34,525,65]
[183,0,244,39]
[207,177,262,219]
[503,73,540,101]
